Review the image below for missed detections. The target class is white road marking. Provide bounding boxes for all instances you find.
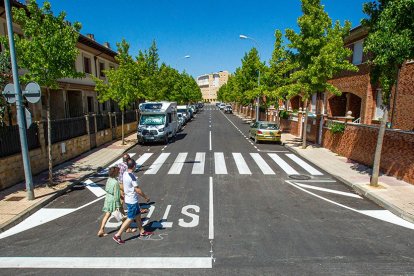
[286,154,323,175]
[209,177,214,239]
[286,180,414,230]
[136,153,153,167]
[84,179,106,197]
[250,153,275,175]
[145,153,170,174]
[161,205,173,228]
[0,257,213,269]
[296,183,362,198]
[268,153,299,175]
[192,152,205,174]
[168,153,188,174]
[209,131,212,151]
[142,205,156,226]
[214,152,228,174]
[232,153,251,174]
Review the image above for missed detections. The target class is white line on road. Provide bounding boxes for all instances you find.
[296,183,362,198]
[0,257,213,269]
[84,179,106,197]
[250,153,275,175]
[209,131,212,151]
[214,152,228,174]
[168,153,188,174]
[136,153,153,167]
[286,154,323,175]
[268,153,299,175]
[209,177,214,240]
[145,153,170,174]
[192,152,206,174]
[232,153,252,174]
[161,205,173,228]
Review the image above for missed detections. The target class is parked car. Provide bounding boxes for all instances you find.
[219,103,226,110]
[224,105,233,114]
[249,121,282,144]
[177,113,185,129]
[215,102,221,107]
[177,105,190,122]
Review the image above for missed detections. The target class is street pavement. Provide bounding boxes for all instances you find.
[0,105,414,275]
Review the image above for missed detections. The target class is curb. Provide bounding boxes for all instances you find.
[285,144,414,224]
[0,140,138,233]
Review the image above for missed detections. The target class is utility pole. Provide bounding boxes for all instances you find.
[4,0,35,200]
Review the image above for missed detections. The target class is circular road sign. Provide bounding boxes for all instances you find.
[2,83,16,104]
[24,82,41,104]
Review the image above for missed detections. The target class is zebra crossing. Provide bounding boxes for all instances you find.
[115,151,324,176]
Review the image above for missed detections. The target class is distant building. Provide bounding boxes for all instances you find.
[197,71,229,103]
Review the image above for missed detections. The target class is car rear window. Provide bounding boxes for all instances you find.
[259,124,279,130]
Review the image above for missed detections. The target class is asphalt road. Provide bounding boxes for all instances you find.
[1,104,414,275]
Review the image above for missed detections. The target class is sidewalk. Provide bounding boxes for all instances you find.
[0,133,138,232]
[282,133,414,223]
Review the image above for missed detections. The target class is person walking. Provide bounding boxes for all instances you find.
[113,159,152,244]
[97,166,122,237]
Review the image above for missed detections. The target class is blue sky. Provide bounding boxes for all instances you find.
[44,0,367,77]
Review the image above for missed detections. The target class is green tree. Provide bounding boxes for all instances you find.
[284,0,357,148]
[362,0,414,186]
[0,52,12,126]
[263,30,297,108]
[94,39,145,145]
[9,0,82,185]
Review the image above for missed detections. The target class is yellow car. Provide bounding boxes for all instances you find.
[249,121,282,144]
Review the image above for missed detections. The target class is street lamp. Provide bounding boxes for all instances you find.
[239,34,260,122]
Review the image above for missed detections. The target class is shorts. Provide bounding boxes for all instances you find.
[126,203,141,219]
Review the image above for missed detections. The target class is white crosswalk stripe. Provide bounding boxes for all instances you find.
[168,153,188,174]
[214,152,228,174]
[268,153,299,175]
[145,153,170,174]
[286,154,323,175]
[136,153,153,167]
[250,153,275,175]
[232,153,251,174]
[192,152,205,174]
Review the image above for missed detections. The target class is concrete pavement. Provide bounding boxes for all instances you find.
[0,133,138,232]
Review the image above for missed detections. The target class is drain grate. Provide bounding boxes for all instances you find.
[5,196,25,201]
[288,174,311,180]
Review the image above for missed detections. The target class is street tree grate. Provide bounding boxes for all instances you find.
[288,174,311,180]
[5,196,25,201]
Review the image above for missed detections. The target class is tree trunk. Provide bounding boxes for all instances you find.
[121,110,125,145]
[302,99,309,149]
[47,87,53,186]
[370,107,388,186]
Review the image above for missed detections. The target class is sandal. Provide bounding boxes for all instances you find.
[140,231,153,237]
[125,228,137,233]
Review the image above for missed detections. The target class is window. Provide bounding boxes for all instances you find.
[87,96,94,113]
[83,56,91,74]
[352,40,364,65]
[99,61,105,77]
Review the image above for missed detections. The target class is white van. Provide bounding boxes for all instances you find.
[177,105,190,123]
[138,102,178,144]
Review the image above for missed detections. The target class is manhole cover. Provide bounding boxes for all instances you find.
[5,196,25,201]
[288,174,311,180]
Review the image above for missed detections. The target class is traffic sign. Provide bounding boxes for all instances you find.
[23,82,41,103]
[2,83,16,104]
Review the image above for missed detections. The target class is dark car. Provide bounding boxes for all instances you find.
[224,105,233,114]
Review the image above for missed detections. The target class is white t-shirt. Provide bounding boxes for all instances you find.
[122,171,139,204]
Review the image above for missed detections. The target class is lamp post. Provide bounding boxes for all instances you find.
[240,34,260,122]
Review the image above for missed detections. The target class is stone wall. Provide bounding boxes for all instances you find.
[322,123,414,184]
[0,119,138,191]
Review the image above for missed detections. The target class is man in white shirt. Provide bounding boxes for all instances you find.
[113,158,152,244]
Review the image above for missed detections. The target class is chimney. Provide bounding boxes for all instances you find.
[103,42,111,49]
[86,33,95,41]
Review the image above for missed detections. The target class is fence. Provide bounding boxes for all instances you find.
[49,117,87,144]
[0,124,40,158]
[124,111,136,124]
[96,114,110,131]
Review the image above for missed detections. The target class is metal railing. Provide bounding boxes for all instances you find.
[96,114,110,131]
[48,117,87,144]
[0,124,40,158]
